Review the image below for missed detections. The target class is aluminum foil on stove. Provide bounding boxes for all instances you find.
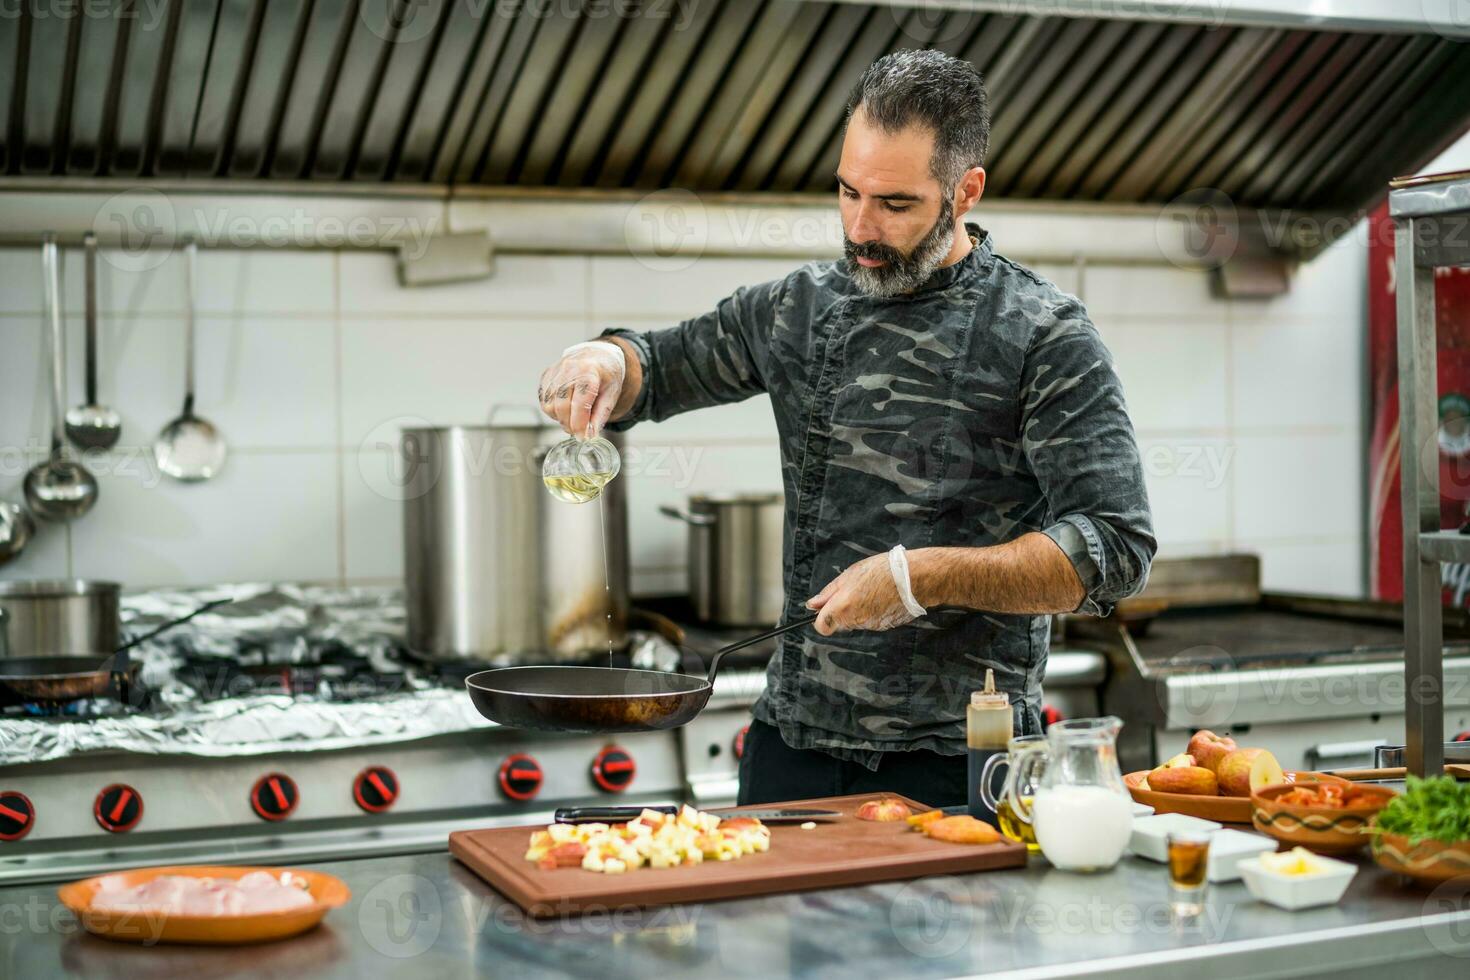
[120,582,407,668]
[0,583,693,764]
[0,688,494,763]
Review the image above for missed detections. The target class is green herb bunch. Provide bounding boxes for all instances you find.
[1369,775,1470,845]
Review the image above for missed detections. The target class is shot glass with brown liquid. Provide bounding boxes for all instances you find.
[1166,830,1213,916]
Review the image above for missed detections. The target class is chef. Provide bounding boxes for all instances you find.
[536,50,1155,806]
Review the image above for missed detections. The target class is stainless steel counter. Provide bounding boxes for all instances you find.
[1,847,1467,979]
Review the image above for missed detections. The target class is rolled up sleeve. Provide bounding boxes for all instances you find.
[600,277,784,429]
[1021,299,1156,616]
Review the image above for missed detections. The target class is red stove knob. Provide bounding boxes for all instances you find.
[94,784,144,833]
[1042,705,1064,729]
[250,773,299,821]
[733,725,750,760]
[591,745,636,793]
[0,792,35,842]
[499,754,543,802]
[353,766,399,814]
[1454,731,1470,742]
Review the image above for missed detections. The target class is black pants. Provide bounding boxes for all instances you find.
[736,718,968,807]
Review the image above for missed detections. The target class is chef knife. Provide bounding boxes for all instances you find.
[554,805,841,824]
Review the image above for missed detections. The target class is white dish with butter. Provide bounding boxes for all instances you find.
[1237,848,1357,910]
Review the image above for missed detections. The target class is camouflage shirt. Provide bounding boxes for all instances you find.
[606,223,1155,768]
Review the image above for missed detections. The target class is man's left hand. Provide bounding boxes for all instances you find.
[806,552,921,635]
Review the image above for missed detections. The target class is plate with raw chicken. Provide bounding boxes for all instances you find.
[57,865,351,944]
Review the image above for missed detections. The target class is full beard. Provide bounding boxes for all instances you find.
[844,197,956,298]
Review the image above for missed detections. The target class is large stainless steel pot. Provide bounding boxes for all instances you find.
[402,424,629,664]
[660,493,784,627]
[0,580,120,658]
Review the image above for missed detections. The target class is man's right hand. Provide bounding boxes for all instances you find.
[537,339,630,438]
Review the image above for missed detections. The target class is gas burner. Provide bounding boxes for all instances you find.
[176,649,411,703]
[19,701,90,718]
[2,690,159,720]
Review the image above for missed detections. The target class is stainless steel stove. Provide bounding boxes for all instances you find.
[0,586,738,887]
[1065,555,1470,773]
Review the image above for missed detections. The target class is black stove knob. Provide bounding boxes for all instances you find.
[353,766,399,814]
[0,792,35,842]
[733,725,749,760]
[94,784,144,833]
[591,746,636,793]
[499,754,543,802]
[250,773,299,821]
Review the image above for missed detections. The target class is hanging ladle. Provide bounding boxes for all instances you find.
[65,232,122,450]
[154,239,226,482]
[24,236,100,522]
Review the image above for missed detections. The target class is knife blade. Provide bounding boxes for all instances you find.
[553,805,840,824]
[712,808,841,823]
[554,805,677,824]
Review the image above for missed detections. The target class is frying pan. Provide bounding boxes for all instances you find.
[466,614,816,733]
[0,597,231,705]
[0,655,140,703]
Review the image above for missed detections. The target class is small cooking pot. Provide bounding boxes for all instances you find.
[660,493,784,627]
[0,580,120,658]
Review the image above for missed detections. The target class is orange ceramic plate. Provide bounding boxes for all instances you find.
[57,865,350,945]
[1124,770,1348,824]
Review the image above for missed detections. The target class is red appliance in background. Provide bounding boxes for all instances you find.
[1369,200,1470,605]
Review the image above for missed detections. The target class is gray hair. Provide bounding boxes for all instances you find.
[843,49,991,191]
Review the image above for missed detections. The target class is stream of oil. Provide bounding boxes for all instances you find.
[543,470,617,665]
[598,494,613,667]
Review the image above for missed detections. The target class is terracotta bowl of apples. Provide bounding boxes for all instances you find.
[1124,730,1348,825]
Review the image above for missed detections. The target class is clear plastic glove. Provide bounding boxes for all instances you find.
[806,545,928,636]
[538,341,626,438]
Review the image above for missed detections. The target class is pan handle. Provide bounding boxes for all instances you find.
[114,597,234,657]
[706,614,817,684]
[658,504,715,526]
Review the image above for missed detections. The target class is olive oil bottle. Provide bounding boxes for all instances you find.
[967,669,1012,825]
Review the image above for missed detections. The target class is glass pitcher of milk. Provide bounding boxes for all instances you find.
[1006,717,1133,872]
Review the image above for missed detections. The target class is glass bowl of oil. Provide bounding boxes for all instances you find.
[541,435,621,503]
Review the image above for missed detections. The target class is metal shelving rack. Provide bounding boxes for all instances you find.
[1392,170,1470,777]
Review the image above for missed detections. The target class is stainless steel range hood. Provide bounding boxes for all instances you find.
[2,0,1468,241]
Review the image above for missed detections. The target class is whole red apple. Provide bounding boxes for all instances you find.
[1187,730,1237,775]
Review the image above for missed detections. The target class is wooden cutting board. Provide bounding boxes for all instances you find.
[449,793,1027,918]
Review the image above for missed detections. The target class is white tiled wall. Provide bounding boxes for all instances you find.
[0,221,1367,597]
[1085,234,1367,597]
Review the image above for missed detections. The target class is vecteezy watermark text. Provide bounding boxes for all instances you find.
[93,189,442,273]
